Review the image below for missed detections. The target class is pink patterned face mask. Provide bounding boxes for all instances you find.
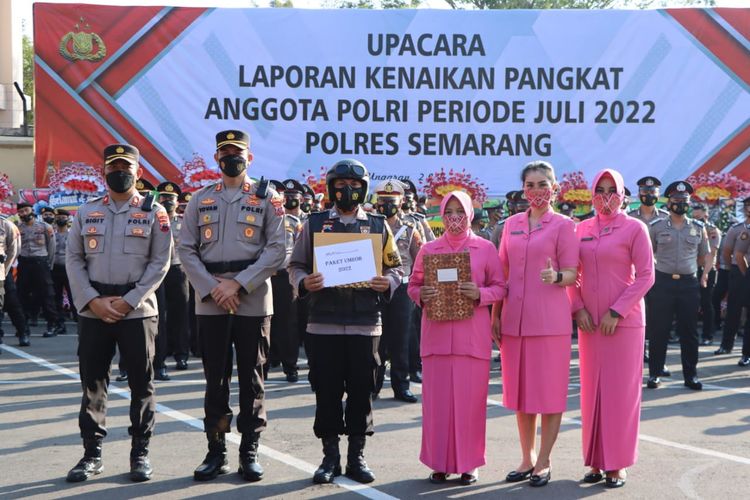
[592,192,623,215]
[523,188,554,209]
[443,214,468,234]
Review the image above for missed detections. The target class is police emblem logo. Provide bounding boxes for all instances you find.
[136,180,145,190]
[243,183,251,193]
[336,192,342,200]
[352,192,360,200]
[116,146,125,154]
[204,227,213,240]
[360,226,370,234]
[184,193,192,201]
[741,232,748,241]
[286,181,294,189]
[244,227,254,238]
[646,179,654,186]
[677,183,686,192]
[87,237,98,249]
[385,182,393,193]
[165,184,174,192]
[247,196,261,206]
[690,228,697,236]
[322,222,334,232]
[227,132,235,140]
[245,215,256,223]
[203,214,212,223]
[59,18,107,62]
[87,226,98,234]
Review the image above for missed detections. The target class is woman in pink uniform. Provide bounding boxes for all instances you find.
[408,190,504,486]
[571,169,654,488]
[493,161,579,487]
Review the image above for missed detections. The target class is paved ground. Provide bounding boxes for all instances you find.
[1,322,748,499]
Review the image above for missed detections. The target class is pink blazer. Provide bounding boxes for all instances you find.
[498,210,579,336]
[408,233,504,360]
[569,213,655,327]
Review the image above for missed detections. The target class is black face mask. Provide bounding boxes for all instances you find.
[218,154,247,178]
[56,219,68,227]
[161,199,177,213]
[332,185,365,212]
[284,197,299,210]
[640,194,658,207]
[42,216,55,224]
[300,201,312,213]
[20,213,34,222]
[669,201,690,215]
[106,171,135,193]
[378,202,399,218]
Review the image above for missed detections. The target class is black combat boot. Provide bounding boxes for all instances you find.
[193,432,230,481]
[313,436,341,484]
[66,437,103,482]
[129,436,153,482]
[345,435,375,483]
[238,432,263,482]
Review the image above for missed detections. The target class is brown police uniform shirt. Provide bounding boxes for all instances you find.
[0,218,20,278]
[19,219,55,267]
[720,223,746,269]
[649,217,710,275]
[66,193,173,319]
[387,214,422,278]
[178,177,286,317]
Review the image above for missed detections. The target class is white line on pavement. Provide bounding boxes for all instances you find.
[0,344,398,500]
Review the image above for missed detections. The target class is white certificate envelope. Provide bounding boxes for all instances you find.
[314,238,377,287]
[437,268,458,282]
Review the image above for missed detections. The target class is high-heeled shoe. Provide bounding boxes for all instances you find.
[505,467,534,483]
[529,467,551,487]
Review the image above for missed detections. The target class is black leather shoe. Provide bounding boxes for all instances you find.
[605,476,626,488]
[429,472,448,483]
[18,334,31,347]
[313,436,341,484]
[115,370,128,382]
[286,371,299,383]
[646,376,661,389]
[738,356,750,367]
[66,438,103,482]
[714,347,731,355]
[129,437,152,482]
[700,339,713,346]
[684,377,703,390]
[55,324,67,336]
[238,432,263,482]
[345,435,375,483]
[506,467,534,482]
[410,371,422,384]
[583,471,603,483]
[529,468,551,487]
[155,367,170,381]
[660,366,671,377]
[43,329,57,338]
[194,433,230,481]
[460,471,478,485]
[394,390,418,403]
[175,359,188,370]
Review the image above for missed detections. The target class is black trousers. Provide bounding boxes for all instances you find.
[712,268,729,330]
[269,271,299,372]
[51,264,76,324]
[307,334,379,438]
[188,285,199,357]
[720,266,746,351]
[17,256,58,328]
[155,265,190,368]
[1,277,27,337]
[737,273,750,357]
[649,272,700,380]
[375,283,413,394]
[698,267,717,341]
[77,316,157,439]
[198,314,269,435]
[409,305,423,374]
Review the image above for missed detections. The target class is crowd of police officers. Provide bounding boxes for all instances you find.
[0,129,748,485]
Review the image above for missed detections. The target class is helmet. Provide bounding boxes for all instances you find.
[325,159,370,198]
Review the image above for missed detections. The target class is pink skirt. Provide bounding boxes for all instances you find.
[579,326,644,470]
[420,355,490,474]
[501,334,571,414]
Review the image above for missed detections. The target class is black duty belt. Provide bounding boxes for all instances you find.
[18,256,48,262]
[205,259,257,274]
[655,270,696,281]
[90,281,137,296]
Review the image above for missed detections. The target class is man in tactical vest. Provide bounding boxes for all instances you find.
[288,159,403,485]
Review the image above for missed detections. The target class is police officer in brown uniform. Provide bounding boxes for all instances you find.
[288,159,403,485]
[266,179,303,382]
[65,144,172,483]
[730,227,750,366]
[372,179,422,403]
[402,179,435,242]
[715,198,750,356]
[16,202,59,337]
[153,181,191,377]
[647,181,710,390]
[301,184,315,215]
[179,130,286,482]
[0,217,19,349]
[691,202,721,345]
[51,208,74,334]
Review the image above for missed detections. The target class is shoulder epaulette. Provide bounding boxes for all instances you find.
[692,219,705,227]
[367,212,386,219]
[649,218,663,226]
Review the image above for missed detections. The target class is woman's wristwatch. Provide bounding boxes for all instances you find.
[554,271,563,284]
